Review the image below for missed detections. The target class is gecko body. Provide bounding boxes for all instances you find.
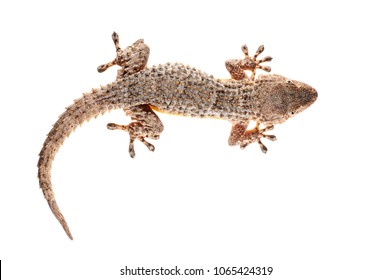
[38,33,317,239]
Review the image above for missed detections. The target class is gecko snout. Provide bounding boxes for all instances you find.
[287,81,318,115]
[302,86,317,106]
[309,86,318,102]
[297,82,318,106]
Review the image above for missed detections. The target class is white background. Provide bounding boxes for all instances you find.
[0,1,391,279]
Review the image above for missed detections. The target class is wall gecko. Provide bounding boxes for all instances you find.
[38,32,317,240]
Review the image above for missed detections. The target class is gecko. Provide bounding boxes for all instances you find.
[38,32,317,240]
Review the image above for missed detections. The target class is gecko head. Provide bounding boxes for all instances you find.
[254,74,317,124]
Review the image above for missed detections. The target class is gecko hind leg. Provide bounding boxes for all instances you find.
[96,32,159,157]
[97,31,150,78]
[225,44,272,81]
[107,105,164,158]
[228,122,276,154]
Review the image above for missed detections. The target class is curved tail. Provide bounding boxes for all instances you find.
[38,84,124,239]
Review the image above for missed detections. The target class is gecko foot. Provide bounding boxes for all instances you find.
[240,125,277,153]
[241,44,273,80]
[229,122,276,154]
[107,122,157,158]
[107,104,163,158]
[225,44,272,81]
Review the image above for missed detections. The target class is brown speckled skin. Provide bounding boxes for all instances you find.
[38,33,317,240]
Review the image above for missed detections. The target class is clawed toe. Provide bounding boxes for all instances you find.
[128,139,136,158]
[257,139,268,153]
[259,125,277,141]
[139,138,155,152]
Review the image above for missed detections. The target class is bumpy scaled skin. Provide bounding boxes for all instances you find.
[38,32,317,240]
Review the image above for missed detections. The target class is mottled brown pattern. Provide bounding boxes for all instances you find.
[38,33,317,240]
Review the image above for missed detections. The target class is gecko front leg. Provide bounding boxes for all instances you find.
[225,44,272,81]
[225,44,276,153]
[228,122,276,153]
[98,32,164,157]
